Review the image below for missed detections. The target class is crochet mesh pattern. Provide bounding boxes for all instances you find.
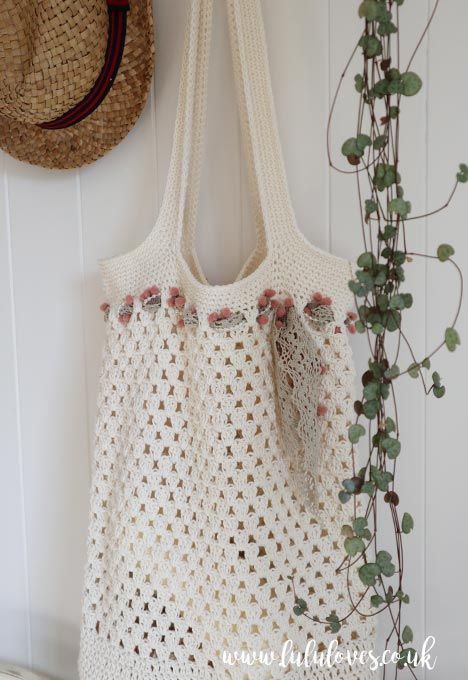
[78,1,376,678]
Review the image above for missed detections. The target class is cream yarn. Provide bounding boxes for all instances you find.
[78,1,376,678]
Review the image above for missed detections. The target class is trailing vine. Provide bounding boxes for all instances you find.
[292,0,465,675]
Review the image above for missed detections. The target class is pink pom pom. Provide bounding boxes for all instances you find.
[347,311,358,321]
[284,297,294,308]
[174,296,186,308]
[177,318,186,329]
[169,287,180,297]
[317,403,328,417]
[270,298,280,309]
[303,304,312,316]
[257,314,269,326]
[264,288,276,298]
[275,320,285,330]
[347,323,356,334]
[258,295,268,308]
[276,305,286,319]
[208,312,219,324]
[99,302,109,312]
[322,296,332,306]
[220,307,232,319]
[313,292,323,302]
[167,297,175,308]
[150,286,161,295]
[119,313,131,325]
[139,290,148,301]
[125,294,134,305]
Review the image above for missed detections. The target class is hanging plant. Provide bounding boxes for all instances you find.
[293,0,464,675]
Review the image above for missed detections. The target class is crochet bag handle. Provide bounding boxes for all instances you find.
[157,0,299,259]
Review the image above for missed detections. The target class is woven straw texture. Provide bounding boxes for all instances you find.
[0,0,154,169]
[78,1,376,678]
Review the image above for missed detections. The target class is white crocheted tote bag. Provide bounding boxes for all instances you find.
[78,1,376,679]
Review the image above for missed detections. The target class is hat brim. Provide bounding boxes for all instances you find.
[0,0,155,170]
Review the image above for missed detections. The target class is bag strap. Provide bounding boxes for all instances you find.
[157,0,298,263]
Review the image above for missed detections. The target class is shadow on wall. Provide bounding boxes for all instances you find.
[0,663,57,679]
[0,610,80,680]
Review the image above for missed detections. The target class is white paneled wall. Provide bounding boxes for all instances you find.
[1,1,467,678]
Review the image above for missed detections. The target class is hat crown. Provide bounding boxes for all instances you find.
[0,0,108,124]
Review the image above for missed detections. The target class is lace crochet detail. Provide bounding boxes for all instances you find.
[273,308,356,519]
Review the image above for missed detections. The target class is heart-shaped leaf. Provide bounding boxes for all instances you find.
[371,594,384,608]
[437,243,455,262]
[342,137,361,158]
[344,537,365,557]
[359,35,383,58]
[376,550,396,577]
[382,437,401,459]
[398,648,418,669]
[357,252,376,268]
[353,517,368,537]
[402,625,414,644]
[358,0,379,20]
[342,479,357,493]
[445,327,460,352]
[371,467,394,491]
[293,598,308,616]
[384,365,400,380]
[402,512,414,534]
[355,74,365,93]
[348,423,366,444]
[361,481,375,496]
[401,71,422,96]
[326,613,341,634]
[359,562,381,587]
[408,362,420,378]
[457,163,468,183]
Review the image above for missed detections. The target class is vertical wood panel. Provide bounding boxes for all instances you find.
[0,154,31,666]
[79,98,157,461]
[265,0,330,250]
[6,161,90,680]
[152,0,187,217]
[387,2,429,668]
[328,2,361,261]
[425,0,468,675]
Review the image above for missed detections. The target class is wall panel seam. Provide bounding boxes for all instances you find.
[327,0,332,253]
[238,118,245,270]
[150,77,160,215]
[423,2,431,674]
[3,164,33,669]
[76,171,93,482]
[151,1,161,215]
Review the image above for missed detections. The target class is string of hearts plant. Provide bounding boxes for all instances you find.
[292,1,464,676]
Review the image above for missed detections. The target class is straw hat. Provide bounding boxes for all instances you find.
[0,0,155,169]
